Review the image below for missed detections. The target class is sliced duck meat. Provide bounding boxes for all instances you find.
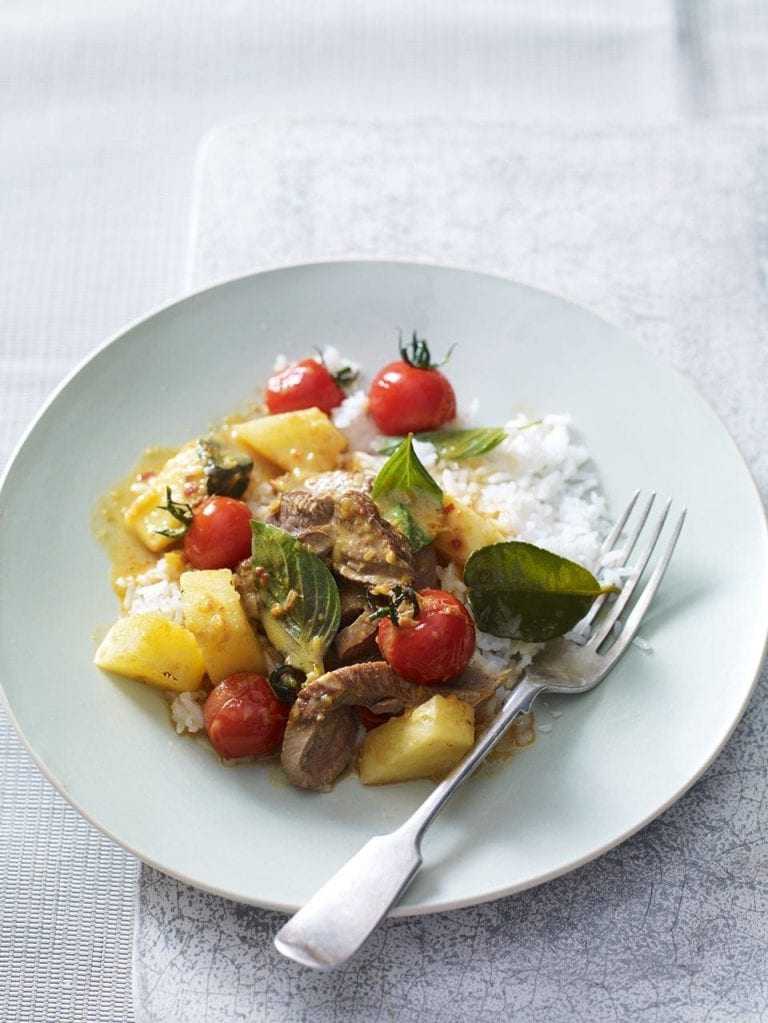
[331,490,414,590]
[274,486,414,592]
[337,579,370,625]
[412,543,439,590]
[233,559,260,625]
[333,610,379,664]
[273,490,335,560]
[280,661,429,790]
[366,696,406,716]
[433,658,508,708]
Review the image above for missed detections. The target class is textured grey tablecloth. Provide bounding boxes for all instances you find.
[132,120,768,1022]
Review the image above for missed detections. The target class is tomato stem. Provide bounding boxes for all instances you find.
[312,347,359,388]
[331,365,359,387]
[398,329,456,370]
[153,486,194,538]
[369,584,420,627]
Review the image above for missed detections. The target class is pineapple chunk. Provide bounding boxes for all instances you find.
[94,612,205,693]
[233,408,347,474]
[124,443,205,553]
[161,550,186,582]
[434,495,506,568]
[357,694,475,785]
[222,429,280,488]
[180,569,266,682]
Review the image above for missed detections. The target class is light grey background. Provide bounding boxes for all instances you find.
[2,3,767,1021]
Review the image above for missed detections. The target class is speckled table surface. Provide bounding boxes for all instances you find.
[132,121,768,1022]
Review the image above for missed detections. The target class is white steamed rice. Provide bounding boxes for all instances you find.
[118,557,183,624]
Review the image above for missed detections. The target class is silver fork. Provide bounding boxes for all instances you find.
[274,492,685,970]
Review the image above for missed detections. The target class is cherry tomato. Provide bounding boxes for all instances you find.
[203,672,289,759]
[376,588,476,685]
[184,496,253,570]
[368,334,456,435]
[265,359,345,415]
[368,361,456,435]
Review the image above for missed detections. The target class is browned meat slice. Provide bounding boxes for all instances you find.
[337,579,369,625]
[281,661,429,790]
[274,491,335,560]
[333,610,379,664]
[412,543,439,590]
[433,659,507,707]
[331,491,413,590]
[274,487,414,592]
[234,559,260,624]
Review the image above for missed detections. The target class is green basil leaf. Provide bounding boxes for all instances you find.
[379,427,504,460]
[380,423,547,459]
[250,521,341,676]
[464,541,617,642]
[371,436,443,550]
[384,503,435,551]
[372,434,443,501]
[197,437,253,499]
[421,427,506,459]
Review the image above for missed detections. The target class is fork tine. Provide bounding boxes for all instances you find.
[600,489,641,554]
[579,490,653,633]
[612,491,656,567]
[597,508,686,662]
[589,497,672,650]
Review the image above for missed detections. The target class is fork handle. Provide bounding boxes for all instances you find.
[273,675,542,970]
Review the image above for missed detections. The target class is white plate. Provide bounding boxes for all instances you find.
[2,261,767,915]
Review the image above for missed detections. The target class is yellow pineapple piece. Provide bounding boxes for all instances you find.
[123,443,205,553]
[357,694,475,785]
[162,550,187,581]
[222,430,280,488]
[232,408,347,474]
[434,495,506,567]
[94,612,205,693]
[180,569,267,683]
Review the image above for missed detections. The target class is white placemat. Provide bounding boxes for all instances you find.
[134,120,768,1023]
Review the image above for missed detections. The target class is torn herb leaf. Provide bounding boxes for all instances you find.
[251,521,341,676]
[371,435,443,550]
[464,541,618,642]
[197,438,253,499]
[380,426,506,461]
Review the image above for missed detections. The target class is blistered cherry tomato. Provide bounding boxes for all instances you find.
[203,673,289,759]
[265,358,345,415]
[376,588,475,685]
[184,496,253,570]
[368,334,456,435]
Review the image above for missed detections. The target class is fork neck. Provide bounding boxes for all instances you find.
[398,674,543,842]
